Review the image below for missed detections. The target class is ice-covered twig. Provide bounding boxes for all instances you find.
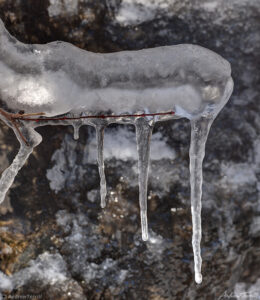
[0,122,42,203]
[0,18,234,283]
[0,17,232,118]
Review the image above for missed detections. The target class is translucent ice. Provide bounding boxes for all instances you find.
[0,18,233,283]
[135,117,154,241]
[95,123,107,208]
[0,18,231,118]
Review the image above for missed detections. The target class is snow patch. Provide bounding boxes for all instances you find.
[202,1,219,12]
[48,0,79,17]
[115,0,172,25]
[55,210,129,289]
[46,134,78,193]
[86,127,176,162]
[87,189,99,203]
[220,163,256,188]
[0,252,69,295]
[83,258,128,285]
[0,271,13,292]
[220,140,260,190]
[234,279,260,300]
[46,128,175,193]
[13,252,68,288]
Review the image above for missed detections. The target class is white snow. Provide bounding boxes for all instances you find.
[115,0,260,26]
[48,0,79,17]
[0,252,69,296]
[14,252,68,287]
[0,271,13,291]
[46,128,175,193]
[46,147,68,193]
[87,189,99,203]
[147,231,165,257]
[202,1,219,12]
[83,259,116,282]
[220,139,260,190]
[234,279,260,300]
[46,134,78,193]
[56,209,73,227]
[115,0,171,25]
[220,163,256,188]
[87,127,175,162]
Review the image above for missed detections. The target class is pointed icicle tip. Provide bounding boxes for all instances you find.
[195,273,202,284]
[141,210,149,241]
[142,232,149,241]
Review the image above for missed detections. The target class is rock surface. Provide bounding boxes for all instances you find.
[0,0,259,299]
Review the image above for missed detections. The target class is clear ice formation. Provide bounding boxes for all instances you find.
[0,18,233,283]
[95,123,107,208]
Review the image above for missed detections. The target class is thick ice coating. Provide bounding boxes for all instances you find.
[0,18,234,284]
[0,19,231,119]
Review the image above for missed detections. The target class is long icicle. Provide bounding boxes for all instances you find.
[0,126,42,203]
[135,118,153,241]
[72,123,81,140]
[189,116,213,284]
[95,125,107,208]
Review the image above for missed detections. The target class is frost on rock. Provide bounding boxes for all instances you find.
[13,252,68,287]
[0,271,13,292]
[55,209,129,293]
[0,251,84,298]
[0,18,233,283]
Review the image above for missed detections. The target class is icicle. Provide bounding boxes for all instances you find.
[135,118,154,241]
[189,116,213,284]
[0,126,42,204]
[95,125,107,208]
[72,123,81,140]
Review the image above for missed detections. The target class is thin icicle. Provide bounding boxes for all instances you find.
[72,123,81,140]
[135,118,154,241]
[0,126,42,203]
[95,125,107,208]
[189,116,213,284]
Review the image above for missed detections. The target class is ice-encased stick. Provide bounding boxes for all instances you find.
[0,17,235,284]
[189,116,213,284]
[95,124,107,208]
[135,118,154,241]
[0,125,42,203]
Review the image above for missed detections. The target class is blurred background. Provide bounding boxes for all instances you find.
[0,0,259,299]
